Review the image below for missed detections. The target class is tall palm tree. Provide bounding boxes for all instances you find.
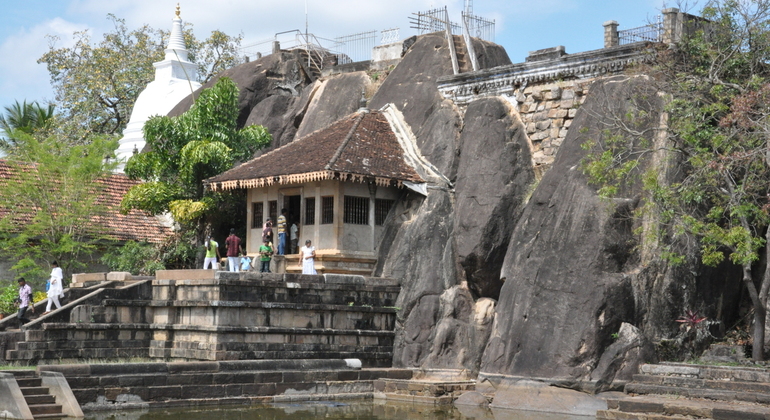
[0,100,55,151]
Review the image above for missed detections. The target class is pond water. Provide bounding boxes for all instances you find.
[83,400,594,420]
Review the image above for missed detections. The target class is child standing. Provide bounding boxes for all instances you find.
[259,239,273,273]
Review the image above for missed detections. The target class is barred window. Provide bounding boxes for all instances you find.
[321,196,334,224]
[269,200,278,225]
[344,195,369,225]
[252,202,264,229]
[375,199,394,226]
[305,197,316,225]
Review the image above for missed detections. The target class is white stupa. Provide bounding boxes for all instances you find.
[116,4,201,168]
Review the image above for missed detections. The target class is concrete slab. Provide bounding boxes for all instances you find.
[488,379,607,416]
[106,272,133,281]
[71,272,106,283]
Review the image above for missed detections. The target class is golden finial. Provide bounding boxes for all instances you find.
[175,3,181,18]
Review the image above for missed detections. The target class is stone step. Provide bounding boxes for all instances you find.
[32,414,68,420]
[641,363,770,383]
[150,347,394,366]
[8,347,150,361]
[25,394,56,405]
[16,339,151,350]
[152,278,400,307]
[20,386,50,396]
[596,410,689,419]
[16,377,42,387]
[27,404,62,416]
[604,394,770,419]
[374,379,475,397]
[633,373,770,394]
[624,382,770,404]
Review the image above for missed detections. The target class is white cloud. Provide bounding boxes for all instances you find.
[0,17,89,106]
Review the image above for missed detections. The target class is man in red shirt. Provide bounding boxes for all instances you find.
[225,228,243,272]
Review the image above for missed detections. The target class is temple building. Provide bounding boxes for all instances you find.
[116,5,201,167]
[205,104,446,274]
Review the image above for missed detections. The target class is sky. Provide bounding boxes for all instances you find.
[0,0,681,112]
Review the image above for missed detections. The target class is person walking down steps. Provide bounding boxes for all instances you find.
[44,260,64,315]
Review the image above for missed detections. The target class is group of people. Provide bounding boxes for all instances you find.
[202,210,315,275]
[15,261,65,326]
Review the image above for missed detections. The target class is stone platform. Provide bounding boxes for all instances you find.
[3,270,401,367]
[597,363,770,419]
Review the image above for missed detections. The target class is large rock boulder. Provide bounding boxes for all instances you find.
[294,71,371,139]
[166,52,315,149]
[479,76,661,380]
[454,98,535,300]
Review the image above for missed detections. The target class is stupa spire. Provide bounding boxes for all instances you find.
[166,3,188,61]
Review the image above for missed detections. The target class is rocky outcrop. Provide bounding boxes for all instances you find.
[294,71,371,139]
[453,98,535,300]
[479,76,658,381]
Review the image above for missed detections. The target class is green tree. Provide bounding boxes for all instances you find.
[0,100,55,152]
[581,0,770,360]
[121,77,270,240]
[0,132,119,283]
[38,14,243,142]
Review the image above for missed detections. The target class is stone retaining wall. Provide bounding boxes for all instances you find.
[38,359,413,411]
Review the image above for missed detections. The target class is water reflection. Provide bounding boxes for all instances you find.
[84,400,593,420]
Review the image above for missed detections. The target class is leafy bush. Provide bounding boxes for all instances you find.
[0,284,17,316]
[101,232,197,275]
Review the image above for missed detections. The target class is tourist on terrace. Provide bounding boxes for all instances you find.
[277,209,288,255]
[44,261,64,314]
[225,228,243,272]
[262,218,273,244]
[239,252,252,271]
[203,235,221,270]
[290,220,299,254]
[259,239,273,273]
[299,240,317,275]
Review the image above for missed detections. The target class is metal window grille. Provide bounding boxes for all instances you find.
[344,196,369,225]
[619,17,662,45]
[321,196,334,225]
[375,199,394,226]
[269,201,278,225]
[305,197,316,225]
[252,202,264,229]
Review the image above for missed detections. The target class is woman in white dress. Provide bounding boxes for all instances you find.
[44,260,64,314]
[299,240,317,275]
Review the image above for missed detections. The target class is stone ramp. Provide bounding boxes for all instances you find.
[597,363,770,419]
[5,271,400,366]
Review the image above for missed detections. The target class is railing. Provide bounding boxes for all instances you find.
[619,17,662,45]
[380,28,400,45]
[334,30,377,64]
[462,11,495,43]
[461,12,479,71]
[410,7,461,35]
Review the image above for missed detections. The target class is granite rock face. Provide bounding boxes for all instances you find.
[454,98,535,300]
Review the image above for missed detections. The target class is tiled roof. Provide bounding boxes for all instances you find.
[206,110,424,191]
[0,160,172,243]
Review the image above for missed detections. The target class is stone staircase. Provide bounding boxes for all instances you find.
[597,363,770,419]
[14,371,64,419]
[4,271,400,367]
[451,35,472,73]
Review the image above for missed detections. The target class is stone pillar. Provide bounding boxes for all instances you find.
[603,21,619,48]
[272,40,281,54]
[662,8,681,44]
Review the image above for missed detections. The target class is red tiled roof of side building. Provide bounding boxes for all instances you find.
[0,160,172,244]
[206,110,424,191]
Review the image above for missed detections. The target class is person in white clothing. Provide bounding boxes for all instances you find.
[299,240,317,275]
[44,260,64,314]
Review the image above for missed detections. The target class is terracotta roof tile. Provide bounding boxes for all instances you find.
[206,110,424,190]
[0,160,172,243]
